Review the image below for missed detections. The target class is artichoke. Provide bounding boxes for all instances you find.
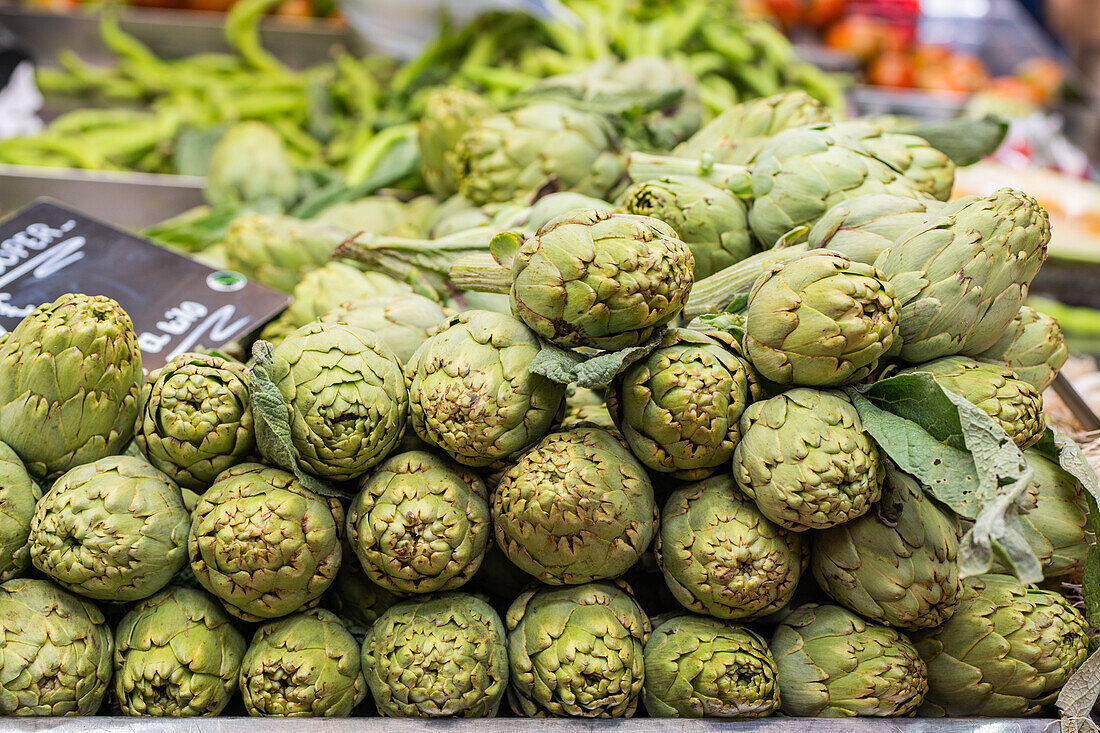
[363,593,509,717]
[812,468,962,630]
[492,427,657,585]
[418,87,495,197]
[733,389,884,531]
[621,175,754,279]
[562,386,615,429]
[877,188,1050,362]
[315,196,415,236]
[743,251,900,387]
[0,578,113,716]
[114,587,246,717]
[405,310,565,467]
[510,209,694,350]
[642,614,779,718]
[348,451,491,594]
[900,356,1045,449]
[506,582,650,718]
[0,443,40,582]
[771,603,928,717]
[806,194,945,265]
[29,456,189,602]
[0,293,142,478]
[223,214,347,294]
[606,328,752,479]
[189,463,343,621]
[454,102,626,206]
[269,321,408,481]
[975,305,1068,392]
[321,293,451,364]
[831,121,956,202]
[205,121,297,210]
[239,609,366,717]
[325,555,399,633]
[655,475,804,619]
[136,352,255,491]
[913,574,1089,716]
[260,262,411,344]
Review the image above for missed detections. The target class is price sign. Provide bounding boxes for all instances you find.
[0,199,290,369]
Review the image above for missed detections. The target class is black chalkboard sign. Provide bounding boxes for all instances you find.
[0,199,290,369]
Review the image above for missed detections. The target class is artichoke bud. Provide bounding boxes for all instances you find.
[321,292,452,365]
[0,442,40,582]
[806,194,945,265]
[223,213,349,294]
[205,121,298,209]
[418,87,495,197]
[974,305,1068,392]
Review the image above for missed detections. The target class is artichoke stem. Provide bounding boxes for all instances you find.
[683,244,810,319]
[449,254,512,294]
[627,152,752,197]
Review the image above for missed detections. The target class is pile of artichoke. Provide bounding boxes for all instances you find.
[0,85,1094,723]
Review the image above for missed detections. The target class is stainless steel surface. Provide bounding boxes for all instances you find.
[0,165,204,229]
[0,6,363,68]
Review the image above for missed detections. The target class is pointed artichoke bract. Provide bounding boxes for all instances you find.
[975,305,1068,392]
[621,175,754,280]
[0,443,40,582]
[29,456,189,602]
[239,608,366,717]
[733,389,884,531]
[270,321,408,481]
[0,578,113,716]
[364,593,508,718]
[642,614,779,718]
[223,214,350,294]
[831,121,956,202]
[900,356,1046,449]
[771,603,928,717]
[114,587,246,717]
[742,251,900,387]
[878,188,1050,363]
[510,209,694,350]
[492,427,657,585]
[506,582,650,718]
[812,468,962,630]
[405,310,565,468]
[806,194,945,265]
[656,475,804,619]
[418,87,494,197]
[348,451,491,594]
[0,293,142,479]
[189,463,342,621]
[454,103,626,206]
[606,328,752,479]
[136,352,255,491]
[321,293,452,364]
[913,574,1089,716]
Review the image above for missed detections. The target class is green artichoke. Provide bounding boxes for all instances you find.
[418,87,495,197]
[321,293,451,364]
[913,574,1089,716]
[900,356,1045,449]
[205,121,297,210]
[325,554,399,633]
[642,614,779,718]
[364,593,509,717]
[0,293,142,478]
[0,578,113,715]
[316,196,425,238]
[223,214,348,294]
[269,321,408,481]
[656,475,804,619]
[743,251,900,387]
[405,310,565,467]
[189,463,343,621]
[733,389,884,531]
[492,426,657,585]
[29,456,189,602]
[812,468,962,630]
[606,328,752,479]
[136,352,254,491]
[507,582,650,718]
[831,121,956,202]
[621,176,754,279]
[975,305,1068,392]
[0,443,40,582]
[878,188,1050,362]
[454,103,626,206]
[114,586,246,716]
[427,194,493,238]
[562,386,615,429]
[771,603,928,717]
[239,608,366,717]
[348,451,490,594]
[806,194,945,265]
[510,209,694,350]
[260,261,411,343]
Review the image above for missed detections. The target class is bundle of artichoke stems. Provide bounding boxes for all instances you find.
[0,91,1098,723]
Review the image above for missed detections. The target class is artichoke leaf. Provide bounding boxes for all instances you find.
[529,327,667,388]
[904,115,1010,167]
[1058,646,1100,733]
